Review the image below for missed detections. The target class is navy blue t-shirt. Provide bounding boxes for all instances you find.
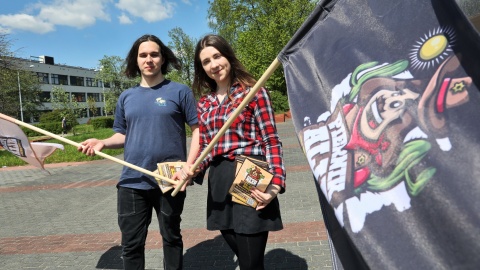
[113,80,198,189]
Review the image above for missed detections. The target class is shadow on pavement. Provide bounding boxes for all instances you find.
[265,248,308,269]
[96,245,123,269]
[184,235,237,269]
[95,236,308,269]
[184,235,309,269]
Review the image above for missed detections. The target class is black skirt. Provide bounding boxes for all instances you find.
[206,156,283,234]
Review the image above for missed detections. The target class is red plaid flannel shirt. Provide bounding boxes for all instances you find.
[197,83,286,191]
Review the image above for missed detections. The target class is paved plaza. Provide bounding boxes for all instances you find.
[0,119,334,270]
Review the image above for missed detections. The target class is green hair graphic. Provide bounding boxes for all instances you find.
[365,140,435,196]
[348,60,410,102]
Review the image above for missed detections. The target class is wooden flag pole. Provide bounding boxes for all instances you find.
[0,113,177,185]
[171,58,281,197]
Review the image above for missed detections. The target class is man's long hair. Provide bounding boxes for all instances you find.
[124,34,181,79]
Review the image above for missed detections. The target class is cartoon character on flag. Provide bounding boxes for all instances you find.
[0,118,63,170]
[299,27,472,232]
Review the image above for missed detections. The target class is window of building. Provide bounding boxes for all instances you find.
[31,114,40,123]
[86,77,98,87]
[39,91,51,102]
[87,93,102,102]
[70,76,85,86]
[36,72,49,84]
[88,106,102,117]
[72,92,86,102]
[51,74,68,85]
[51,74,58,85]
[76,108,88,118]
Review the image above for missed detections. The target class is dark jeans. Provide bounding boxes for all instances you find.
[117,186,186,270]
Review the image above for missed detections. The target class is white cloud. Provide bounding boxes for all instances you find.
[115,0,176,23]
[36,0,111,29]
[118,13,133,24]
[0,0,111,34]
[182,0,192,4]
[0,14,55,34]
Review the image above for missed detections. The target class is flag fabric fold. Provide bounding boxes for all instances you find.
[279,0,480,269]
[0,118,63,170]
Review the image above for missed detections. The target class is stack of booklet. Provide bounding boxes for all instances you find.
[229,156,273,208]
[156,161,185,193]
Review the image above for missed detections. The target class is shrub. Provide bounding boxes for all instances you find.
[21,126,42,137]
[20,122,63,136]
[90,117,115,129]
[39,111,78,132]
[39,111,64,123]
[269,90,289,114]
[185,124,192,137]
[40,122,65,134]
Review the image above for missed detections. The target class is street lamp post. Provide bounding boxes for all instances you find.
[102,82,106,116]
[17,71,24,122]
[94,67,107,116]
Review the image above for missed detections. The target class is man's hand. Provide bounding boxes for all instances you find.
[77,139,105,156]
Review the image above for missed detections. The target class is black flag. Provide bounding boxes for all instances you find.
[278,0,480,269]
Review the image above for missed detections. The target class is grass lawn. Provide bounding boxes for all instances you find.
[0,128,124,168]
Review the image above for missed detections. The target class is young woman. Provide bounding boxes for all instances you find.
[181,34,286,270]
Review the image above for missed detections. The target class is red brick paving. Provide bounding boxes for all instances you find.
[0,143,326,256]
[0,159,113,171]
[0,221,327,255]
[0,170,325,255]
[0,163,309,194]
[0,179,118,193]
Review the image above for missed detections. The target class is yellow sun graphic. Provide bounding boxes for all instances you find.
[409,27,455,70]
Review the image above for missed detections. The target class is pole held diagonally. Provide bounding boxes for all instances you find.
[171,58,281,196]
[0,113,177,186]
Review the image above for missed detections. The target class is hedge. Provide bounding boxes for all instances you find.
[90,117,115,129]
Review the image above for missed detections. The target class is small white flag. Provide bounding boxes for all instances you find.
[0,118,63,170]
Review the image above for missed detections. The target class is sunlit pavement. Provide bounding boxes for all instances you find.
[0,119,333,270]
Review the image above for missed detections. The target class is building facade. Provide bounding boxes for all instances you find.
[17,55,109,124]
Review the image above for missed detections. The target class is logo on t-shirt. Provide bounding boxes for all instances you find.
[155,97,167,107]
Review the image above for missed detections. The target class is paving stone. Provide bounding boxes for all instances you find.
[0,119,333,270]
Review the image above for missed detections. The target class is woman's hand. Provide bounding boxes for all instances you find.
[250,184,281,211]
[172,164,199,192]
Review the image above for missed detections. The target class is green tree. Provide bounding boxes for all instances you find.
[87,96,97,118]
[208,0,317,96]
[456,0,480,30]
[50,86,84,121]
[0,33,43,121]
[167,27,197,89]
[103,90,117,116]
[95,55,138,115]
[0,33,10,57]
[456,0,480,17]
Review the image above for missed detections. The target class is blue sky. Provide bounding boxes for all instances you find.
[0,0,212,69]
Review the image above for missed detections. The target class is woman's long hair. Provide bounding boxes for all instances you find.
[124,34,181,79]
[192,34,256,96]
